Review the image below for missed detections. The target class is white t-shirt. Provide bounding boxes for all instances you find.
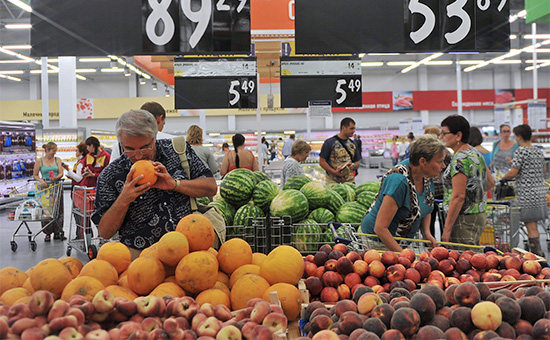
[398,141,409,157]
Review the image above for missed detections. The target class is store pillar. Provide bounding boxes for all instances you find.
[41,57,49,129]
[58,57,77,129]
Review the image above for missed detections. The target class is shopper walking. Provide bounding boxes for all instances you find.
[398,136,409,162]
[360,135,444,251]
[319,117,361,183]
[280,140,312,188]
[353,134,363,175]
[390,136,399,166]
[33,142,65,242]
[282,134,295,158]
[440,115,494,245]
[491,124,518,172]
[186,125,219,174]
[220,134,259,177]
[499,124,547,256]
[221,143,230,154]
[469,127,492,171]
[92,110,216,257]
[259,137,270,166]
[270,138,278,161]
[80,136,111,188]
[111,101,174,159]
[63,142,89,240]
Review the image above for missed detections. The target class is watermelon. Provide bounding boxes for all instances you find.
[328,183,355,202]
[309,208,335,224]
[283,175,312,191]
[343,182,357,192]
[336,202,369,224]
[220,168,256,208]
[343,183,356,201]
[253,180,281,211]
[233,203,265,226]
[356,181,381,196]
[323,225,335,243]
[294,219,323,254]
[196,197,210,205]
[327,189,346,215]
[300,182,330,210]
[357,191,377,209]
[252,171,271,183]
[208,200,236,226]
[270,189,309,222]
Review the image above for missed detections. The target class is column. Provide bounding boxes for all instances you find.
[418,67,429,125]
[58,57,77,129]
[41,57,49,128]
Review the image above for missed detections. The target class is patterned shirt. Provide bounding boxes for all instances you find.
[319,135,361,183]
[443,148,488,215]
[91,139,213,250]
[280,157,304,188]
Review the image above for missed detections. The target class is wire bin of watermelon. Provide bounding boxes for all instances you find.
[225,216,269,254]
[292,218,337,256]
[269,215,294,253]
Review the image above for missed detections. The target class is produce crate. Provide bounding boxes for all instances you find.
[291,221,331,256]
[269,215,293,251]
[225,216,269,254]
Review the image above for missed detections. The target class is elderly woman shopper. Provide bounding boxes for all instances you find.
[440,115,494,244]
[360,134,445,252]
[280,140,312,188]
[187,125,219,174]
[491,124,518,172]
[500,124,547,256]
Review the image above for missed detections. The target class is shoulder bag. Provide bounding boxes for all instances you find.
[172,137,226,249]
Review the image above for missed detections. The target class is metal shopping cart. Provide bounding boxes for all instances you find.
[8,181,63,252]
[66,186,108,260]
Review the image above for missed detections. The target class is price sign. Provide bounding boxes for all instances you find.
[280,57,362,108]
[174,57,257,109]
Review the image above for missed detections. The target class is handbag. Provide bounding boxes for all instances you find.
[172,137,226,249]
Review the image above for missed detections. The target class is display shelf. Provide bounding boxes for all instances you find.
[90,129,117,149]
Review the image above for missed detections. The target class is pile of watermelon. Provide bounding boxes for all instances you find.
[198,169,382,254]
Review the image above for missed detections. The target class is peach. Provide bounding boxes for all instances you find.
[250,301,270,324]
[135,295,165,317]
[419,284,446,310]
[363,249,381,264]
[345,251,361,263]
[372,303,394,328]
[504,256,522,271]
[49,315,78,332]
[409,293,436,325]
[314,266,325,279]
[310,314,333,335]
[455,259,471,274]
[514,319,533,336]
[470,254,487,270]
[58,326,83,340]
[319,244,332,254]
[20,327,47,340]
[449,250,460,261]
[173,297,199,320]
[427,314,451,332]
[400,248,416,263]
[495,296,521,324]
[518,296,546,324]
[28,290,56,317]
[324,259,338,271]
[363,276,380,288]
[200,303,215,317]
[522,260,542,276]
[449,307,475,334]
[532,319,550,340]
[438,260,454,276]
[362,317,387,338]
[197,316,222,337]
[397,256,411,269]
[10,317,38,335]
[262,312,287,334]
[416,325,445,340]
[322,271,343,288]
[333,243,348,255]
[368,260,385,279]
[141,316,162,332]
[454,282,480,307]
[320,287,339,303]
[390,307,421,337]
[431,247,449,261]
[305,277,324,296]
[381,251,399,266]
[471,301,502,331]
[328,250,344,260]
[215,325,241,340]
[337,284,351,300]
[357,293,382,315]
[47,299,70,322]
[92,289,115,314]
[314,252,329,267]
[424,257,440,271]
[311,330,339,340]
[444,327,468,340]
[485,255,499,270]
[414,261,431,280]
[344,273,362,289]
[404,268,421,284]
[386,265,405,283]
[427,270,446,285]
[352,260,369,277]
[304,261,318,278]
[338,311,363,335]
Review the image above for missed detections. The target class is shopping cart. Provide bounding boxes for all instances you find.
[66,186,107,260]
[8,181,63,252]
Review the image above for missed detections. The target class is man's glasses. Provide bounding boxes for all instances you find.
[440,131,453,136]
[123,147,154,157]
[501,130,511,133]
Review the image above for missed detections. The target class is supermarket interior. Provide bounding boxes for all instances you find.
[2,0,550,339]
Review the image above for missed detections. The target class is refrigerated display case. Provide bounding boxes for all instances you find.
[90,130,117,151]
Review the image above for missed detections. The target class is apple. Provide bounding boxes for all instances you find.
[92,290,115,314]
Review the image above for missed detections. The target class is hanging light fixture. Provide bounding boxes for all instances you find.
[165,85,170,97]
[123,66,130,77]
[152,81,158,90]
[138,75,146,85]
[110,59,118,69]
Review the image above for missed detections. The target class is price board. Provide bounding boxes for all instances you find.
[31,0,250,56]
[280,57,362,108]
[295,0,510,54]
[174,57,257,109]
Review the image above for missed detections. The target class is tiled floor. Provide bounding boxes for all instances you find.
[0,166,547,270]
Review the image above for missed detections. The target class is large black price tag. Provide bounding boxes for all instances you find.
[174,57,257,109]
[404,0,441,52]
[440,0,476,51]
[475,0,510,51]
[280,57,362,108]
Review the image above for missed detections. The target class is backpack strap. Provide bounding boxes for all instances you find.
[172,136,198,211]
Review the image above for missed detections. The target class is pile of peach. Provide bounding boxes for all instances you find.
[303,244,550,303]
[0,288,288,339]
[297,282,550,339]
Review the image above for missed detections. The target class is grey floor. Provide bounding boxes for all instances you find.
[0,166,547,270]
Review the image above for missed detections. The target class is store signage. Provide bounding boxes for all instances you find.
[308,100,332,118]
[31,0,251,56]
[174,57,257,109]
[280,56,362,108]
[294,0,510,54]
[528,103,548,130]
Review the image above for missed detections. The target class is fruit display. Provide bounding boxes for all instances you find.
[0,288,289,339]
[303,243,550,304]
[299,280,550,339]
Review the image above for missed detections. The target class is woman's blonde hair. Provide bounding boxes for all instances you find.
[424,126,441,136]
[186,125,203,145]
[42,142,57,151]
[291,140,312,156]
[409,134,446,166]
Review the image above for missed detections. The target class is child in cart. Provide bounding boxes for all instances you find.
[360,135,446,252]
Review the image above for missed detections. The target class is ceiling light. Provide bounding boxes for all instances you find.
[123,66,131,77]
[492,60,522,64]
[76,74,87,80]
[524,34,550,40]
[7,0,32,12]
[5,24,31,29]
[387,61,415,66]
[284,130,296,134]
[0,59,31,64]
[209,133,220,136]
[510,34,517,40]
[79,57,110,62]
[517,9,526,18]
[0,70,24,74]
[139,75,146,84]
[152,82,158,90]
[30,69,58,73]
[0,74,22,81]
[164,86,170,97]
[110,59,118,69]
[368,53,400,56]
[75,68,96,73]
[401,52,443,73]
[142,73,151,79]
[458,60,484,65]
[358,53,365,58]
[527,59,550,63]
[101,68,124,73]
[361,62,384,67]
[47,58,58,63]
[1,45,31,50]
[424,60,453,65]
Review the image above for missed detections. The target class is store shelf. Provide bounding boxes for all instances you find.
[1,121,37,197]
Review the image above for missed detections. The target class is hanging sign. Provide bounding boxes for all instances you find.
[528,103,548,130]
[174,57,257,109]
[308,100,332,118]
[280,56,362,108]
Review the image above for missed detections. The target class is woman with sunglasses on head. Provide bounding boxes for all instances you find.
[439,115,494,245]
[491,124,518,173]
[79,136,110,188]
[499,124,547,256]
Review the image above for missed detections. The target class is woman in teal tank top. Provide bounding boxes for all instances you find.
[33,142,65,242]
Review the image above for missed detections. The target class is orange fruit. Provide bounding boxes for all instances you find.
[176,214,215,252]
[131,160,157,185]
[158,232,189,266]
[78,259,118,287]
[217,238,253,275]
[126,256,165,295]
[175,251,218,295]
[229,264,260,288]
[230,274,270,310]
[97,242,132,274]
